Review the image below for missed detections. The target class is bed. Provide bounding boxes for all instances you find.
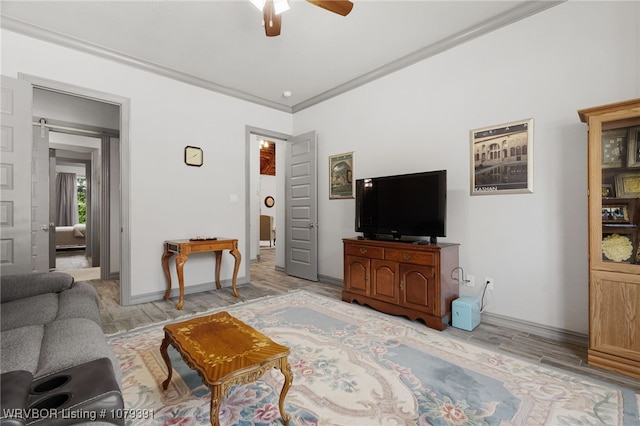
[55,223,86,248]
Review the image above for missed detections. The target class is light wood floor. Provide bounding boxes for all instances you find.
[89,248,640,392]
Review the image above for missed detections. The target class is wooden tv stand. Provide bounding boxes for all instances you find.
[342,238,459,331]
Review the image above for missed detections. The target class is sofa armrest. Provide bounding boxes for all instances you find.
[0,370,33,426]
[1,272,74,304]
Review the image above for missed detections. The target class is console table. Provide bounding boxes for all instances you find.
[343,238,459,330]
[162,238,241,310]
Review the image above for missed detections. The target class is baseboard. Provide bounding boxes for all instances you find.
[481,311,588,348]
[270,268,343,288]
[128,278,248,305]
[318,274,343,287]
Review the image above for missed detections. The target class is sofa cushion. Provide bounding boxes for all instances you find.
[56,281,101,325]
[38,318,121,384]
[0,293,59,331]
[0,272,73,304]
[1,325,43,374]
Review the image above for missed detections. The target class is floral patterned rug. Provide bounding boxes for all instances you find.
[108,291,639,425]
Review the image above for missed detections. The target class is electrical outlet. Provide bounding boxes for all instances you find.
[485,277,494,291]
[466,274,475,287]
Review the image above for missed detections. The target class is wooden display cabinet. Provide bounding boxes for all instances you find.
[343,238,459,331]
[578,99,640,379]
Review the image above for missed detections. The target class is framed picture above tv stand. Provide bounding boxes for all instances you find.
[342,237,459,330]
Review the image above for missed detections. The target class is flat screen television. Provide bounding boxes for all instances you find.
[355,170,446,242]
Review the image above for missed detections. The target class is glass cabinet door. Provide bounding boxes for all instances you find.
[600,125,640,265]
[580,100,640,274]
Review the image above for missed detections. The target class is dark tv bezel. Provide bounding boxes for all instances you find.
[355,170,447,241]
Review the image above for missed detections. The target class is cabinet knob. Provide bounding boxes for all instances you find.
[400,280,404,290]
[359,248,367,254]
[403,253,412,260]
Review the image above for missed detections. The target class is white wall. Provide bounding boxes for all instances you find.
[293,1,640,334]
[2,29,293,299]
[3,1,638,334]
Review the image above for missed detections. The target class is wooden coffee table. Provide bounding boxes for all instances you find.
[160,311,292,426]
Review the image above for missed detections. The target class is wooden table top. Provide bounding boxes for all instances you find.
[163,311,289,385]
[165,238,236,244]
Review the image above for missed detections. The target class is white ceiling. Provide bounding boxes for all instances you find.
[1,1,562,112]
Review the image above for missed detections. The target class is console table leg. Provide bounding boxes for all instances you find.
[175,253,188,310]
[162,249,173,300]
[160,334,173,390]
[230,244,241,298]
[214,251,222,290]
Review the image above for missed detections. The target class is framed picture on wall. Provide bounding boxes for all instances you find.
[627,126,640,168]
[616,171,640,198]
[602,128,627,168]
[470,118,534,195]
[602,184,615,198]
[329,152,354,199]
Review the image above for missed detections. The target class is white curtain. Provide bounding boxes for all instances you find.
[56,172,78,226]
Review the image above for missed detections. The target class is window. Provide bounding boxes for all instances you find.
[77,177,86,224]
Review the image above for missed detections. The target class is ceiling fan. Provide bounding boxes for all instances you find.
[250,0,354,37]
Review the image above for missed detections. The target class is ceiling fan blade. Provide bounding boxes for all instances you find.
[307,0,353,16]
[264,0,282,37]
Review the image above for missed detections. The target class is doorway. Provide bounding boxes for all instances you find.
[254,134,285,270]
[245,126,318,283]
[33,88,120,281]
[48,130,104,281]
[22,73,132,305]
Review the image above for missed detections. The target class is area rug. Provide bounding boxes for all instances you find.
[108,291,639,425]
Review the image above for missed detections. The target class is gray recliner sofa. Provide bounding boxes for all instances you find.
[0,272,123,425]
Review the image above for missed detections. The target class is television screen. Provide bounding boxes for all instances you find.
[355,170,446,241]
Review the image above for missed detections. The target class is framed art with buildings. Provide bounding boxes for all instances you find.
[329,152,354,199]
[470,118,533,195]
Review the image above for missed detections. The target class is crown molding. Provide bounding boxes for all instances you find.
[292,0,565,113]
[2,1,564,115]
[1,15,293,113]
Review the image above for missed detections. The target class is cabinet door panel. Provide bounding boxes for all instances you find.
[590,270,640,362]
[371,259,399,304]
[344,255,369,296]
[400,264,436,313]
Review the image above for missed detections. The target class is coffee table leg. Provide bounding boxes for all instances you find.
[210,387,223,426]
[160,333,173,390]
[278,360,293,426]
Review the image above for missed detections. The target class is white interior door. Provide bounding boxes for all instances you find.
[1,76,34,275]
[285,131,318,281]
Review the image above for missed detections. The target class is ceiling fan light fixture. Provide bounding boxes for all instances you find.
[251,0,289,15]
[273,0,290,15]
